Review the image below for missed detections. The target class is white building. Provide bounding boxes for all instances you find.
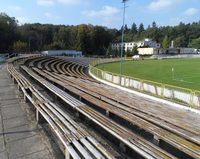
[138,47,197,55]
[138,48,160,55]
[42,50,82,57]
[111,39,160,52]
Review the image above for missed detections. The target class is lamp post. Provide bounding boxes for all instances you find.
[120,0,128,85]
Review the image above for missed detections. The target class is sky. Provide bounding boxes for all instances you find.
[0,0,200,29]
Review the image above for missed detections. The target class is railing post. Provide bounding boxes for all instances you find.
[112,73,114,83]
[96,68,98,77]
[190,91,195,108]
[128,78,130,88]
[89,58,199,109]
[97,69,99,78]
[161,85,164,98]
[140,80,143,91]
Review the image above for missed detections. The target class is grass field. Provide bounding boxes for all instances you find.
[97,58,200,91]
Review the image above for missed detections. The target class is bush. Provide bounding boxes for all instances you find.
[132,46,139,55]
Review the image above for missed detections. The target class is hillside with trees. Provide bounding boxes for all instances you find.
[1,13,200,55]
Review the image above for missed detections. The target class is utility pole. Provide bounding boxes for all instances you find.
[120,0,128,85]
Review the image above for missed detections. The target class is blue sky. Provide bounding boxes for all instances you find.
[0,0,200,29]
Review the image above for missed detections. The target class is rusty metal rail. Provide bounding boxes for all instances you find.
[27,56,90,79]
[21,65,178,159]
[29,66,200,159]
[20,56,200,158]
[7,63,115,159]
[22,56,200,159]
[46,70,200,142]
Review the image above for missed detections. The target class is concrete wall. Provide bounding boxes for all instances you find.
[138,48,197,55]
[138,48,158,55]
[100,71,200,107]
[180,48,196,54]
[161,48,196,54]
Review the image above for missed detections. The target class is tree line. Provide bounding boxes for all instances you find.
[1,12,200,55]
[0,13,119,55]
[118,21,200,49]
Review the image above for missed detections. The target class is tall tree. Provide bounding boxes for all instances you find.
[152,21,157,28]
[92,26,112,55]
[174,36,186,47]
[138,23,145,34]
[188,38,200,48]
[147,25,151,29]
[76,24,89,53]
[0,13,18,52]
[132,46,139,55]
[162,35,169,48]
[131,22,137,35]
[13,41,28,53]
[4,12,200,55]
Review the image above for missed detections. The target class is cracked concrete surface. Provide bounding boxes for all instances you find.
[0,64,63,159]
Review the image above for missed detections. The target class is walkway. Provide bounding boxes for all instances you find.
[0,64,62,159]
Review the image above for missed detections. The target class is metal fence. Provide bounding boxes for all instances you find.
[89,58,200,109]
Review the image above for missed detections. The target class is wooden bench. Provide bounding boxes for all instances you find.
[21,66,179,159]
[8,62,115,159]
[30,66,200,159]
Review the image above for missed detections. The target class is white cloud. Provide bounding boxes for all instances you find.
[101,16,121,28]
[37,0,55,6]
[82,6,121,28]
[57,0,83,5]
[37,0,87,6]
[45,12,61,19]
[184,8,198,16]
[148,0,181,11]
[82,6,120,17]
[8,6,22,12]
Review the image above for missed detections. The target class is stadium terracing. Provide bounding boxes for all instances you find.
[7,55,200,159]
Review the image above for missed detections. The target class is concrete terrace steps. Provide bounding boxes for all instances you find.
[30,65,200,159]
[7,63,115,159]
[0,64,55,159]
[21,65,178,159]
[24,56,200,159]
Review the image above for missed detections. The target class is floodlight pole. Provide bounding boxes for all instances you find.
[120,0,128,85]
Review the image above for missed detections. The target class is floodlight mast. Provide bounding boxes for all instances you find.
[120,0,128,85]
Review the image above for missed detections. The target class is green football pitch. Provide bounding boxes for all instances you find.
[97,58,200,91]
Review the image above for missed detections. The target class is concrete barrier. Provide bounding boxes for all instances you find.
[89,59,200,109]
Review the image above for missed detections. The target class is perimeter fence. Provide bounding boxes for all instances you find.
[89,58,200,109]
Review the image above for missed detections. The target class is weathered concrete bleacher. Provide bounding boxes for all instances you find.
[21,65,178,158]
[23,56,200,159]
[8,56,200,159]
[8,62,115,159]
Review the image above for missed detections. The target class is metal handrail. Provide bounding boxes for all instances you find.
[89,58,200,108]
